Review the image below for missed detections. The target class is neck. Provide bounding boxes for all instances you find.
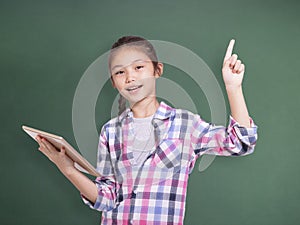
[130,97,159,118]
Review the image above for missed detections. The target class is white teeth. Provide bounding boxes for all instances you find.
[127,85,141,91]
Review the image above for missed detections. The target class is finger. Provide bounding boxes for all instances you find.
[237,64,245,74]
[38,146,48,155]
[41,138,58,152]
[230,54,238,68]
[223,59,231,68]
[233,60,241,72]
[36,135,42,144]
[38,137,47,149]
[224,39,235,63]
[36,136,43,146]
[40,138,58,155]
[36,137,46,149]
[38,142,49,156]
[60,146,66,155]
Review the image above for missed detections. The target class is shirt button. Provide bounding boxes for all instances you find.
[131,190,136,199]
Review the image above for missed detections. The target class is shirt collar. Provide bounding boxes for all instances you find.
[118,101,174,123]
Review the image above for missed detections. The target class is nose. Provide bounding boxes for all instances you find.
[125,69,136,83]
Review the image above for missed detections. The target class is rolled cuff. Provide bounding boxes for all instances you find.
[228,115,258,147]
[80,177,118,212]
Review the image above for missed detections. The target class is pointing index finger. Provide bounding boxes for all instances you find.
[224,39,235,63]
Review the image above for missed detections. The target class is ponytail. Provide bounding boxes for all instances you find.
[118,94,127,116]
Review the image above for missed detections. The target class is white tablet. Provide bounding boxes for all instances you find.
[22,125,101,177]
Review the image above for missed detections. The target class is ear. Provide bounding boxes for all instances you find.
[154,62,164,78]
[110,76,116,88]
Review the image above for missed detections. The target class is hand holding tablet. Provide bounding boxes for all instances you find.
[22,125,101,177]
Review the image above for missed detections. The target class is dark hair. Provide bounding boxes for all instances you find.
[108,35,160,116]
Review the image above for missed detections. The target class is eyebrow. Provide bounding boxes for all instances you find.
[111,59,147,71]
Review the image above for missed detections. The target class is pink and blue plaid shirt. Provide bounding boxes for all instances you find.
[81,101,258,224]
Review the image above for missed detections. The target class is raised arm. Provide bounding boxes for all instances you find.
[222,39,251,128]
[190,39,258,158]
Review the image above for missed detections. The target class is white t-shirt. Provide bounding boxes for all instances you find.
[131,113,156,167]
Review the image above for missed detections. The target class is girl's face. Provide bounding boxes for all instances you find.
[110,46,163,106]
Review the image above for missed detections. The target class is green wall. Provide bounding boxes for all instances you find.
[1,0,300,224]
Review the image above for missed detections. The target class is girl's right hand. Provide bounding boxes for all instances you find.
[36,135,75,174]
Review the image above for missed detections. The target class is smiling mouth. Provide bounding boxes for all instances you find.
[126,85,143,91]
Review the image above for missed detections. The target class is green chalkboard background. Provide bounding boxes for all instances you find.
[1,0,299,224]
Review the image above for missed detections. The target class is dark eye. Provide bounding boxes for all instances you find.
[115,70,124,75]
[136,65,144,70]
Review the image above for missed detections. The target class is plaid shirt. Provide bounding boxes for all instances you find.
[81,101,258,225]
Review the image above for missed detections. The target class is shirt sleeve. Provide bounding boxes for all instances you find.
[80,124,119,212]
[190,114,258,157]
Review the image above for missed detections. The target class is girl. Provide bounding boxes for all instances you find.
[36,35,258,224]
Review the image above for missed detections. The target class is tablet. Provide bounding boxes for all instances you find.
[22,125,101,177]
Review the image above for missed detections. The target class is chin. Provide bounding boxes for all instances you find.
[128,96,151,106]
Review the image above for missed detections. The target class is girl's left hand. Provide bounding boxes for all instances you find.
[222,39,245,89]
